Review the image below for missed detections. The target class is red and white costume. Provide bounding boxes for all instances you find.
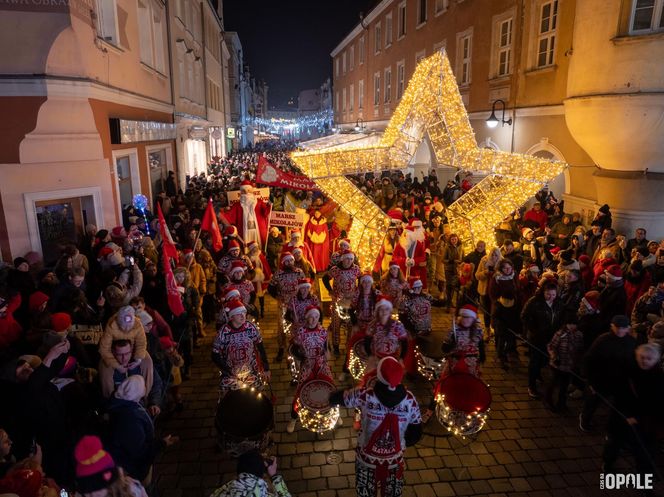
[370,318,408,359]
[328,250,361,347]
[380,264,409,311]
[268,253,304,348]
[281,229,315,269]
[292,315,331,382]
[221,180,271,246]
[391,219,428,288]
[212,318,264,388]
[222,279,255,308]
[286,279,321,330]
[305,211,330,272]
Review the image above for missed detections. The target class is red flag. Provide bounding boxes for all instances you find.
[200,198,223,252]
[157,203,178,260]
[256,155,318,190]
[156,204,184,316]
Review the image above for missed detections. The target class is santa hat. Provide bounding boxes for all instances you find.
[114,375,146,402]
[225,299,247,318]
[339,238,351,249]
[222,287,241,302]
[228,239,241,250]
[159,336,177,350]
[458,305,478,319]
[360,272,373,284]
[298,278,312,289]
[246,240,258,252]
[578,254,591,268]
[389,261,400,269]
[376,356,404,391]
[240,179,253,191]
[409,218,423,229]
[98,246,114,258]
[340,249,355,261]
[230,260,246,275]
[28,291,49,312]
[549,247,562,256]
[605,264,623,281]
[51,312,72,333]
[110,226,127,240]
[527,263,541,273]
[387,209,403,226]
[281,252,295,265]
[411,279,423,289]
[581,290,600,312]
[521,227,534,238]
[225,225,238,237]
[290,228,302,238]
[74,435,118,492]
[305,305,321,321]
[375,295,393,313]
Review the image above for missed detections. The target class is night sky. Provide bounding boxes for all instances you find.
[224,0,377,110]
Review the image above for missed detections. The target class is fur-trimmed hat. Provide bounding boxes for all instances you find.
[458,305,478,319]
[225,299,247,318]
[304,305,321,322]
[605,264,623,281]
[376,356,404,391]
[375,295,393,313]
[298,278,312,289]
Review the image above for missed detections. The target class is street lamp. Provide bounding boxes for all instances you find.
[486,99,512,128]
[354,118,365,132]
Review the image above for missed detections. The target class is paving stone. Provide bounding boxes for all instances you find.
[301,466,321,479]
[328,476,349,489]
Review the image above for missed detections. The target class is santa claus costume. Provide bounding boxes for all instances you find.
[211,300,270,393]
[323,249,361,355]
[286,278,321,331]
[267,252,305,361]
[221,180,271,246]
[305,209,330,272]
[287,306,336,433]
[246,240,272,318]
[391,219,428,288]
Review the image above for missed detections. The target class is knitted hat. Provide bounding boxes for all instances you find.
[74,435,118,492]
[375,295,393,313]
[228,239,241,250]
[411,279,423,289]
[604,264,623,281]
[458,305,478,319]
[222,287,241,301]
[237,449,265,478]
[611,314,630,328]
[159,336,177,350]
[298,278,312,289]
[117,305,135,325]
[230,260,245,275]
[376,356,404,391]
[114,375,146,402]
[340,249,354,261]
[28,291,49,312]
[578,254,590,267]
[51,312,72,333]
[581,290,600,312]
[305,305,321,321]
[226,300,247,318]
[360,272,373,284]
[136,309,153,328]
[281,252,295,265]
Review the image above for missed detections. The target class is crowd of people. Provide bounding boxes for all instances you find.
[1,139,663,497]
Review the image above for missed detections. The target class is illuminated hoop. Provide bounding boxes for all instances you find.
[434,372,491,437]
[416,345,446,382]
[287,343,301,382]
[348,340,369,381]
[296,379,340,434]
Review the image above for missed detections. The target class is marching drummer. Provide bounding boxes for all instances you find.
[287,305,335,433]
[379,262,409,312]
[285,278,320,332]
[366,296,409,366]
[330,356,422,497]
[216,287,241,329]
[221,261,258,319]
[400,279,433,336]
[211,300,271,392]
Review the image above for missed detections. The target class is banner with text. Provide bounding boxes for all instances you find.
[268,210,306,230]
[256,155,318,191]
[227,187,271,205]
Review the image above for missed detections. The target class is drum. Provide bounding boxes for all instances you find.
[287,344,302,382]
[435,372,491,437]
[216,387,274,457]
[348,340,369,381]
[416,336,446,381]
[296,379,340,434]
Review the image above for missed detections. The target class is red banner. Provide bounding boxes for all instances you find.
[157,204,184,317]
[256,155,317,191]
[200,198,223,252]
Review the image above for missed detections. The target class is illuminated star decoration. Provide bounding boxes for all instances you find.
[291,50,567,268]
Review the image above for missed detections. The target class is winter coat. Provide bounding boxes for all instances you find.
[584,332,636,393]
[520,296,564,347]
[105,265,144,311]
[0,294,22,351]
[624,271,651,315]
[475,254,500,296]
[99,313,148,369]
[210,473,291,497]
[599,283,627,328]
[188,261,207,297]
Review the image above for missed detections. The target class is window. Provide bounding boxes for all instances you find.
[137,1,166,72]
[375,22,382,53]
[138,2,152,65]
[537,0,558,67]
[385,13,393,47]
[342,51,347,74]
[398,2,406,38]
[384,67,392,103]
[349,84,354,111]
[95,0,120,44]
[374,72,381,106]
[350,45,355,70]
[417,0,427,26]
[358,79,364,109]
[359,36,365,64]
[335,58,339,77]
[396,61,405,99]
[342,87,346,112]
[456,30,472,85]
[415,49,426,64]
[631,0,664,33]
[434,0,448,15]
[208,79,221,111]
[494,16,513,76]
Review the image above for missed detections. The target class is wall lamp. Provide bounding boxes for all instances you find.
[486,99,512,128]
[354,118,365,132]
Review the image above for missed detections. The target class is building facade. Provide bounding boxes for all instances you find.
[331,0,664,237]
[0,0,176,263]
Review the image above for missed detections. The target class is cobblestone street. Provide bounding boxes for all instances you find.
[154,297,662,497]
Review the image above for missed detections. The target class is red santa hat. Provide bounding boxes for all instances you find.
[389,261,400,269]
[339,238,351,250]
[246,240,259,252]
[458,305,478,319]
[304,305,321,321]
[240,179,253,191]
[228,239,241,251]
[281,252,295,265]
[387,209,403,226]
[292,247,303,255]
[225,225,238,237]
[111,226,127,239]
[340,249,355,261]
[229,260,245,275]
[298,278,312,289]
[410,279,423,289]
[225,299,247,318]
[222,287,241,302]
[290,228,302,239]
[376,356,404,391]
[578,254,591,268]
[409,218,423,229]
[98,246,114,258]
[360,272,373,284]
[581,290,600,312]
[605,264,623,281]
[549,246,562,255]
[527,263,541,273]
[374,295,393,313]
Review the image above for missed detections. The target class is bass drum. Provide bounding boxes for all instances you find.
[435,372,491,437]
[216,387,274,457]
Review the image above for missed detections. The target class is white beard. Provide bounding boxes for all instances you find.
[399,228,424,251]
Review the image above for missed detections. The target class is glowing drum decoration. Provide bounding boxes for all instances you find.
[434,372,491,437]
[287,343,302,382]
[348,340,369,381]
[415,338,446,382]
[296,379,340,434]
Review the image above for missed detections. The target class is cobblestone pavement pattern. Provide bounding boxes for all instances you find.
[155,296,663,497]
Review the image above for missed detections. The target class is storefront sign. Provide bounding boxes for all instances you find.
[110,119,176,144]
[227,187,270,205]
[189,126,207,140]
[268,210,306,229]
[227,127,236,139]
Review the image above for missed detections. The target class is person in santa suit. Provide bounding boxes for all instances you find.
[329,356,422,497]
[246,240,272,319]
[281,228,315,268]
[293,247,316,281]
[221,179,271,246]
[380,262,409,313]
[285,278,321,332]
[217,240,253,285]
[221,261,257,319]
[323,249,361,356]
[391,219,429,288]
[287,306,337,433]
[211,300,270,393]
[268,252,305,362]
[305,209,330,272]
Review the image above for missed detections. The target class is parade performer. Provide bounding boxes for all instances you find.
[268,252,305,362]
[287,306,334,433]
[293,247,316,280]
[285,278,320,332]
[355,273,379,331]
[391,219,428,287]
[216,287,241,329]
[329,238,352,268]
[246,240,272,319]
[401,280,432,336]
[221,261,258,319]
[323,249,361,356]
[373,216,401,276]
[366,296,409,364]
[380,263,409,312]
[330,356,422,497]
[305,209,330,272]
[217,240,252,283]
[281,229,315,269]
[211,300,270,393]
[221,179,271,246]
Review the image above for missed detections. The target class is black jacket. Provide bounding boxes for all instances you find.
[583,332,637,393]
[520,296,565,347]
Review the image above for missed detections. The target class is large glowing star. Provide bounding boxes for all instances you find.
[292,50,567,267]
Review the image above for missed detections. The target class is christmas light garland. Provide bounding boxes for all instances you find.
[296,399,340,434]
[435,393,489,437]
